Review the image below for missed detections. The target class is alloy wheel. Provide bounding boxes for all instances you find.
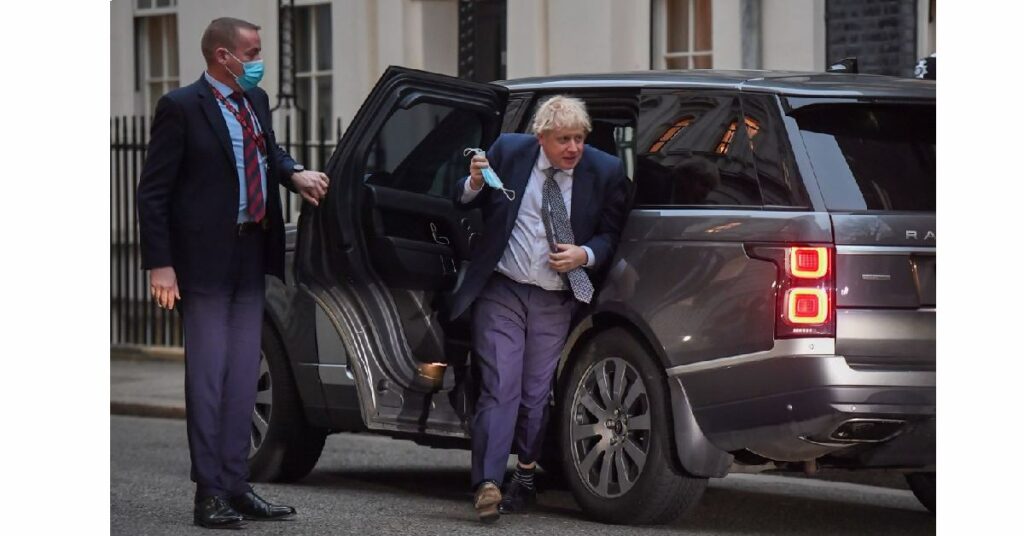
[569,357,651,498]
[250,351,273,457]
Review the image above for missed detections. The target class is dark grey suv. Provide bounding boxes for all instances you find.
[249,67,935,524]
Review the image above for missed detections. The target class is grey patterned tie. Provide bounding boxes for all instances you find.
[542,167,595,303]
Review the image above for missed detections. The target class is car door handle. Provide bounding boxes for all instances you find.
[430,222,450,246]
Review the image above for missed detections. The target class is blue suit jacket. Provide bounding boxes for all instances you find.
[137,74,298,292]
[449,133,630,320]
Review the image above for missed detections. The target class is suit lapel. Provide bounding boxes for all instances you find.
[245,90,275,178]
[196,77,237,171]
[245,90,272,142]
[504,143,540,231]
[570,153,594,240]
[511,144,539,202]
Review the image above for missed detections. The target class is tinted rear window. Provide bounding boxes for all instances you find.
[789,101,935,212]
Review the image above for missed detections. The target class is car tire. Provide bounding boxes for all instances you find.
[559,327,707,524]
[248,321,328,482]
[906,472,935,513]
[538,424,567,489]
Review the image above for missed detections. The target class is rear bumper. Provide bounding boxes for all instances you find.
[671,342,934,467]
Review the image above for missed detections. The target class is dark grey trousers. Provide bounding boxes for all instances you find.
[470,273,576,487]
[179,230,265,501]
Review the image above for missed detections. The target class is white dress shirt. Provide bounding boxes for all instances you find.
[462,150,595,291]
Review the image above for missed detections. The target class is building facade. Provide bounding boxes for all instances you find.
[110,0,937,127]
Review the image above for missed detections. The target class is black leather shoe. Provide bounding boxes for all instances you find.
[498,478,536,514]
[193,496,245,529]
[228,489,296,521]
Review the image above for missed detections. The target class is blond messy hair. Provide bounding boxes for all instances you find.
[529,95,592,135]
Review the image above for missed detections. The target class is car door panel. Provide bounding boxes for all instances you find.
[364,184,461,290]
[295,65,506,436]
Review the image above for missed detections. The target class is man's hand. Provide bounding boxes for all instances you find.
[468,154,488,191]
[150,266,180,310]
[291,169,330,206]
[549,244,587,273]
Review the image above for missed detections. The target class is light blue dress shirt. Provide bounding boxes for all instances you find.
[204,72,269,223]
[462,150,595,291]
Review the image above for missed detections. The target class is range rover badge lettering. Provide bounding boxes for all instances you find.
[906,230,936,240]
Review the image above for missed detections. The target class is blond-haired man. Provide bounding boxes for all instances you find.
[450,96,629,522]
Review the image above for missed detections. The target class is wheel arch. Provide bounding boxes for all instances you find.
[262,276,331,426]
[558,308,733,478]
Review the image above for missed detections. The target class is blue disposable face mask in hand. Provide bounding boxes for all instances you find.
[463,148,515,201]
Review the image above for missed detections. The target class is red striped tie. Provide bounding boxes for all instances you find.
[229,92,265,223]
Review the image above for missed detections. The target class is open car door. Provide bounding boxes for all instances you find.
[295,66,507,436]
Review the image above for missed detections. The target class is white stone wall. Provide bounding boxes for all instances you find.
[761,0,826,71]
[109,0,278,117]
[507,0,649,78]
[712,0,743,70]
[110,0,135,117]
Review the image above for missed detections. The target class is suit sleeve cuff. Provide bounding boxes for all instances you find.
[582,246,595,268]
[461,176,483,203]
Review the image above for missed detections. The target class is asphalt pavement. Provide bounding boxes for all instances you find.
[110,353,935,535]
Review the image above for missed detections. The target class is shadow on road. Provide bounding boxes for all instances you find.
[296,467,935,534]
[675,485,934,535]
[302,468,473,503]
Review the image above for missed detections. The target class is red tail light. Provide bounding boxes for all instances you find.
[747,244,835,338]
[786,289,828,324]
[789,247,828,278]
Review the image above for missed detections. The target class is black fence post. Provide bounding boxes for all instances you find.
[285,114,293,222]
[112,117,121,344]
[131,116,142,344]
[318,116,327,175]
[120,117,130,345]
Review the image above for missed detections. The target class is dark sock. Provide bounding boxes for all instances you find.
[512,465,535,491]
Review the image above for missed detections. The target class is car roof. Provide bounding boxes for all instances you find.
[498,70,935,100]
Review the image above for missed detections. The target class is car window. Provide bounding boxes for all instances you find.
[741,94,810,208]
[364,102,484,198]
[787,100,935,212]
[635,90,761,207]
[502,92,532,133]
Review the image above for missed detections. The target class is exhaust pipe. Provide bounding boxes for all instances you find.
[828,418,905,443]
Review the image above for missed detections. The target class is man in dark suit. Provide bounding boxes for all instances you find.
[452,96,629,522]
[136,17,328,529]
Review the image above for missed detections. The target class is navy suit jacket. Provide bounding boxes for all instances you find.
[449,133,629,320]
[137,74,298,292]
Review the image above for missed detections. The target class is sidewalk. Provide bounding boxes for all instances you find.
[110,348,186,419]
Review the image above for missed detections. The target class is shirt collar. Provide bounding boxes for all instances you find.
[204,71,236,99]
[536,149,575,178]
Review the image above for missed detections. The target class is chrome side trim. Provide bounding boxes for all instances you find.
[836,245,935,255]
[666,338,835,376]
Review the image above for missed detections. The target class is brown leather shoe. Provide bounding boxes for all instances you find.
[473,481,502,523]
